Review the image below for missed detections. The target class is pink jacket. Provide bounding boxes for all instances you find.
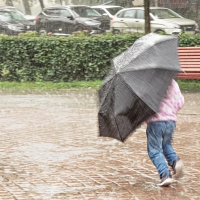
[147,79,184,123]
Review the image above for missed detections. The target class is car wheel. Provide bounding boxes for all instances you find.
[74,26,84,32]
[112,29,120,34]
[155,29,165,35]
[38,28,47,34]
[0,30,7,35]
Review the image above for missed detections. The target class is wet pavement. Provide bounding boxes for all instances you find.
[0,90,199,200]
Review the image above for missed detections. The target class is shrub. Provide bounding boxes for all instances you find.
[0,33,142,82]
[0,32,200,82]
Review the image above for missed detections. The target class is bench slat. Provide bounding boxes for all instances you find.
[178,73,200,78]
[178,47,200,79]
[180,58,200,61]
[179,55,199,59]
[178,52,200,54]
[181,70,200,72]
[178,50,200,52]
[180,70,200,73]
[178,47,200,50]
[180,60,200,63]
[178,73,200,76]
[180,65,200,67]
[181,68,200,70]
[178,77,200,80]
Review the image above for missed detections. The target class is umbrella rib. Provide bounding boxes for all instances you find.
[99,75,123,141]
[117,43,155,69]
[112,105,123,142]
[116,37,179,71]
[120,67,179,74]
[113,74,136,142]
[112,75,123,142]
[99,77,115,110]
[118,71,159,113]
[118,73,140,94]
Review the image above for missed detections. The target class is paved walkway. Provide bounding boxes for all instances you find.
[0,90,199,200]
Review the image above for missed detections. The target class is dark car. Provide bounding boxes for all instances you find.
[0,9,35,35]
[35,5,110,35]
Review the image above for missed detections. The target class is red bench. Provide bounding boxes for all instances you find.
[178,47,200,80]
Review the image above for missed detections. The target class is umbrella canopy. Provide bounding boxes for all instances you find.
[98,33,181,142]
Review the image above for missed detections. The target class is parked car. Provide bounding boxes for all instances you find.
[35,5,110,35]
[0,9,36,35]
[92,5,123,18]
[111,7,199,35]
[0,6,36,23]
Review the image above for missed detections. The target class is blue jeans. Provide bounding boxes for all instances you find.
[146,121,179,178]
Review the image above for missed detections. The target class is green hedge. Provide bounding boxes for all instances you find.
[0,32,200,82]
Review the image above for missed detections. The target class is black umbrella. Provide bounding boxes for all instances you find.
[98,33,181,142]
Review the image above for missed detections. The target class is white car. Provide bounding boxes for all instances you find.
[0,6,36,23]
[92,5,123,18]
[111,7,199,35]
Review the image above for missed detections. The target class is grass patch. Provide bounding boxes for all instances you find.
[0,80,103,91]
[177,80,200,92]
[0,80,199,92]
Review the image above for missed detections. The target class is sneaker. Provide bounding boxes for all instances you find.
[158,173,173,187]
[172,159,183,179]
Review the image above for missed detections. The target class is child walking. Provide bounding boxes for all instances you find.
[146,79,184,186]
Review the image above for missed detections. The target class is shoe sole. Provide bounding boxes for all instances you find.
[158,178,173,187]
[173,160,183,179]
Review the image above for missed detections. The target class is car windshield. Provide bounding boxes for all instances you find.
[0,11,26,21]
[71,7,101,18]
[13,8,25,16]
[150,9,181,19]
[106,7,123,15]
[4,8,25,15]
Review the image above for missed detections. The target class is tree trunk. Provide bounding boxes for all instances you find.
[126,0,133,7]
[5,0,14,6]
[154,0,158,7]
[39,0,45,9]
[196,0,200,18]
[22,0,31,15]
[64,0,72,4]
[144,0,151,34]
